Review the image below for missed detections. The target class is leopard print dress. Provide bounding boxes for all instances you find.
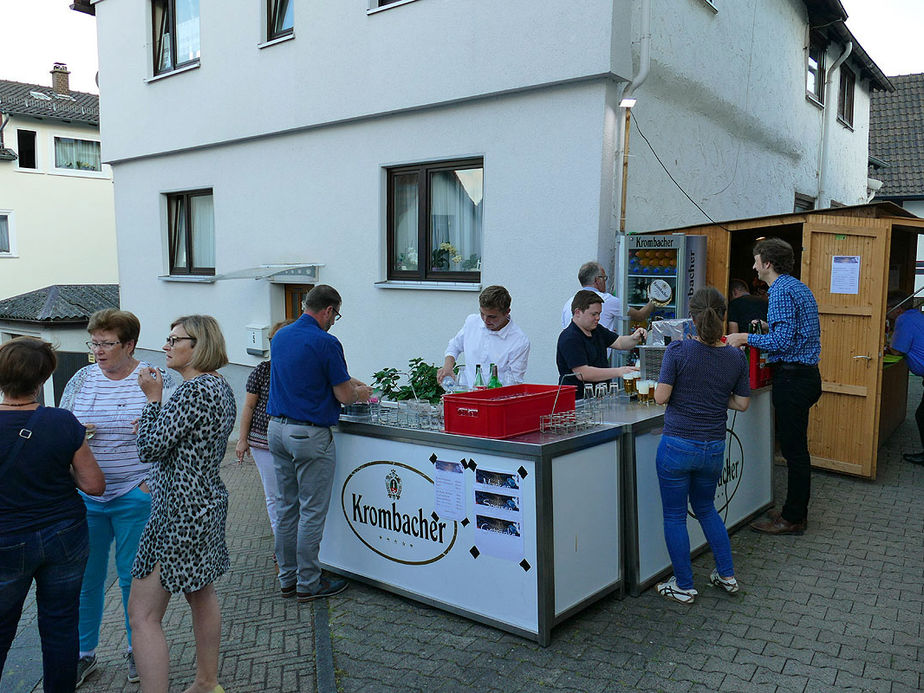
[131,373,237,593]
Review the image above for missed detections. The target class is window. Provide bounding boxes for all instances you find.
[267,0,293,40]
[54,137,101,172]
[167,190,214,275]
[806,33,825,103]
[16,130,36,169]
[387,158,483,282]
[794,193,815,213]
[837,65,855,127]
[152,0,200,75]
[0,213,11,254]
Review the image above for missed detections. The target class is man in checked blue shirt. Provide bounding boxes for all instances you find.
[727,238,821,535]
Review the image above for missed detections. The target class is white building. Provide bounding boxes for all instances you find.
[0,64,117,299]
[78,0,890,387]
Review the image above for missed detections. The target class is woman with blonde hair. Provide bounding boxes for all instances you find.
[128,316,236,693]
[653,287,750,604]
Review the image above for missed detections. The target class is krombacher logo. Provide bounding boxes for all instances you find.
[341,461,457,565]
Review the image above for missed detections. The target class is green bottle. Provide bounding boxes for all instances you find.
[487,363,502,388]
[473,364,485,390]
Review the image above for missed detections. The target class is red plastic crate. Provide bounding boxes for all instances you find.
[443,384,576,439]
[748,346,773,389]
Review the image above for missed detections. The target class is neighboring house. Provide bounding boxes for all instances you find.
[0,64,117,299]
[76,0,890,385]
[0,284,119,405]
[869,73,924,290]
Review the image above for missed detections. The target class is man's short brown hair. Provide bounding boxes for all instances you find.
[571,289,603,315]
[303,285,342,313]
[753,238,795,275]
[479,285,511,312]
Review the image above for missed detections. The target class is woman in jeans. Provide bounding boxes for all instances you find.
[0,338,105,692]
[653,287,750,604]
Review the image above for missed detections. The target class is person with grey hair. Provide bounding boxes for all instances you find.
[267,285,373,604]
[561,261,654,331]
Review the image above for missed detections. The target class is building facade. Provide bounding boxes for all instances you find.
[82,0,889,386]
[0,64,117,299]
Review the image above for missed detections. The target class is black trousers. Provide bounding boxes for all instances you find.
[771,364,822,523]
[916,380,924,449]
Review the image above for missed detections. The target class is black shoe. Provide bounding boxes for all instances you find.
[297,576,348,603]
[903,452,924,465]
[76,655,98,688]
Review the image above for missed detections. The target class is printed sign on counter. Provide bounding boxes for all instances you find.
[473,468,524,561]
[433,459,466,521]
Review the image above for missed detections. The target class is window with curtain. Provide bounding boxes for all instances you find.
[837,66,855,127]
[153,0,200,75]
[267,0,294,40]
[168,190,214,275]
[387,158,483,282]
[54,137,101,172]
[0,214,10,254]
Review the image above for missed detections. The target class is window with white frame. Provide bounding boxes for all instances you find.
[837,65,855,127]
[0,212,13,255]
[806,33,825,103]
[16,130,37,169]
[167,190,215,275]
[54,137,101,172]
[152,0,201,75]
[387,158,483,282]
[267,0,293,40]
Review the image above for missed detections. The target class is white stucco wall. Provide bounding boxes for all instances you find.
[112,83,614,386]
[94,0,633,162]
[0,116,117,298]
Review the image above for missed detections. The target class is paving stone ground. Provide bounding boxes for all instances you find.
[6,380,923,692]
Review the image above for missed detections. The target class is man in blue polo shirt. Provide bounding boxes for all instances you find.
[886,290,924,465]
[727,238,821,535]
[267,285,372,602]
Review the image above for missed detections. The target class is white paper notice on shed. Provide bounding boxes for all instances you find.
[433,459,466,521]
[830,255,860,294]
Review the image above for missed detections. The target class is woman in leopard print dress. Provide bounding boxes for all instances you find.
[128,315,235,693]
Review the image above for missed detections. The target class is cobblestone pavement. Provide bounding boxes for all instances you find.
[8,380,923,692]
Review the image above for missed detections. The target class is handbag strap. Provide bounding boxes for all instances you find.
[0,407,43,477]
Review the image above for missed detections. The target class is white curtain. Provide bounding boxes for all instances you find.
[429,168,482,271]
[392,173,418,271]
[0,216,9,253]
[54,138,101,171]
[190,194,214,269]
[175,0,201,65]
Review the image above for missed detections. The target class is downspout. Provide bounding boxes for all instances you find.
[0,114,9,149]
[817,40,852,207]
[613,0,651,310]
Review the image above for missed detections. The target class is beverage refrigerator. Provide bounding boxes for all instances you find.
[621,233,707,328]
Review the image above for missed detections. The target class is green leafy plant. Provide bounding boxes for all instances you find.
[371,358,444,403]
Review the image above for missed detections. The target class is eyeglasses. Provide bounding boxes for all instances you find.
[86,341,122,351]
[333,309,342,322]
[165,336,197,347]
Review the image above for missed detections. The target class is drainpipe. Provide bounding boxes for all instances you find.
[817,40,852,207]
[613,0,651,305]
[0,114,9,149]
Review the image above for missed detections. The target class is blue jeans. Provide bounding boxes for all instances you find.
[79,486,151,652]
[0,517,90,693]
[656,434,734,590]
[268,420,336,592]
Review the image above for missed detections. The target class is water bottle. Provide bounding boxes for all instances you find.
[473,364,485,390]
[487,363,502,389]
[441,375,456,394]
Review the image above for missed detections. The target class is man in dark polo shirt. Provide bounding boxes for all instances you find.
[727,278,768,334]
[267,285,372,602]
[557,290,645,396]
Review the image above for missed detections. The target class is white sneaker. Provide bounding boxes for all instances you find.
[710,569,739,594]
[656,576,697,604]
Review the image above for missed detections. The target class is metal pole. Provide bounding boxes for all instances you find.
[619,108,631,233]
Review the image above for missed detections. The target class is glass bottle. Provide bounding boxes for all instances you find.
[487,363,502,389]
[473,364,485,390]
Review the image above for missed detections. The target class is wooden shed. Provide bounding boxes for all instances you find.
[649,202,924,479]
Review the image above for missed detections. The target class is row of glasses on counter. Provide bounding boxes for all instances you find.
[622,373,660,405]
[371,400,443,430]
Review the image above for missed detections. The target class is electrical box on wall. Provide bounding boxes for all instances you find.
[245,324,269,356]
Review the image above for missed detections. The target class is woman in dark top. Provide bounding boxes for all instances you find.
[653,287,750,604]
[0,337,104,692]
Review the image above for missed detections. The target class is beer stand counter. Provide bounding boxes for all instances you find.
[320,391,773,645]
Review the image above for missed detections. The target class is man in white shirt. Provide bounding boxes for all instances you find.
[436,285,530,388]
[561,261,654,331]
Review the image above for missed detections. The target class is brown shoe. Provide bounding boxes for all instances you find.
[280,584,297,599]
[751,514,805,535]
[768,509,809,530]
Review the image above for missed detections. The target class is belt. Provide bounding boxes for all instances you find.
[775,362,817,371]
[271,415,327,427]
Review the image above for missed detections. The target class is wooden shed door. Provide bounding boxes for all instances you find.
[802,219,889,478]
